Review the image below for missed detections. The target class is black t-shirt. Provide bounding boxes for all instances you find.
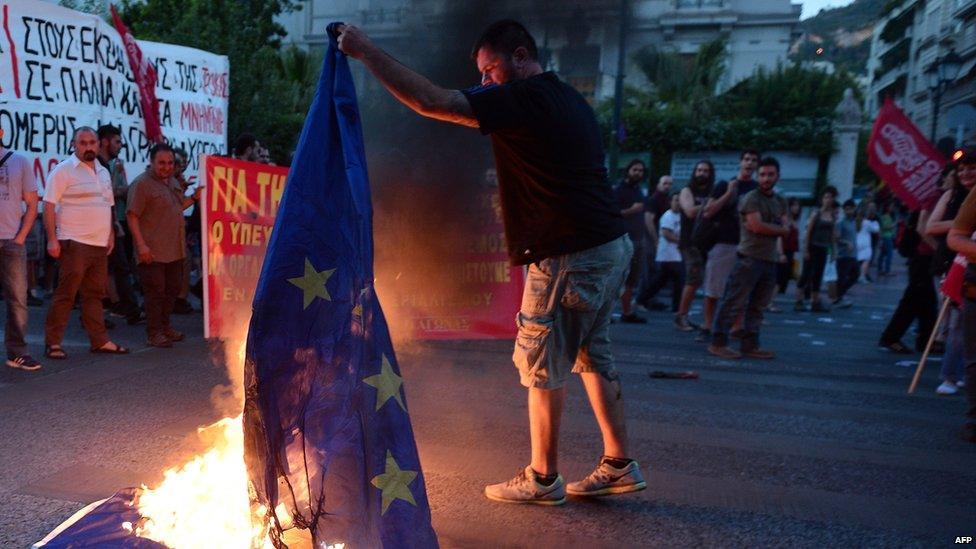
[614,181,645,242]
[462,72,626,265]
[647,190,669,230]
[679,184,711,250]
[710,178,758,245]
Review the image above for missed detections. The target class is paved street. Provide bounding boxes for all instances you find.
[1,271,974,547]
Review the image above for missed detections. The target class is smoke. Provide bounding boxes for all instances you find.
[360,1,503,345]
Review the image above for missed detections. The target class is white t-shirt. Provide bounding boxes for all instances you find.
[43,156,114,247]
[657,209,682,262]
[856,219,879,261]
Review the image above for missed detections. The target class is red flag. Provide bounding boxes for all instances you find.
[867,97,944,211]
[110,5,163,143]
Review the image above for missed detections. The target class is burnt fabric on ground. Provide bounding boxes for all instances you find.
[242,22,437,548]
[33,488,163,548]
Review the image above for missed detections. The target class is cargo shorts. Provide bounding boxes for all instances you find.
[513,235,631,389]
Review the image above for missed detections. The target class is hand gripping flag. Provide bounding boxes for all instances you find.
[242,23,438,548]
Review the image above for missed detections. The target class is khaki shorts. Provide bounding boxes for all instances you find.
[513,235,631,389]
[704,243,738,298]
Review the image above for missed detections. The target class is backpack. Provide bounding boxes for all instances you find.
[895,212,920,258]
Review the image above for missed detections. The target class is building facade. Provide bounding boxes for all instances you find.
[277,0,801,101]
[865,0,976,151]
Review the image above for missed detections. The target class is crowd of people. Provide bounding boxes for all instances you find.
[0,127,279,372]
[613,149,976,441]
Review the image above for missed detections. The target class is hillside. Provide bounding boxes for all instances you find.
[791,0,888,76]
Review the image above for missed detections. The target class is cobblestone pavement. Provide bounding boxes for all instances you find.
[1,272,974,547]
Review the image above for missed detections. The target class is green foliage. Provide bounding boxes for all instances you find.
[631,39,726,112]
[116,0,314,163]
[791,0,887,76]
[58,0,105,15]
[603,63,863,182]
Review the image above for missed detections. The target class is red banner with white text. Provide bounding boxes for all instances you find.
[201,155,523,340]
[201,156,287,339]
[868,97,945,211]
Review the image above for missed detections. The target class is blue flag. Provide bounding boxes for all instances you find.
[243,23,438,548]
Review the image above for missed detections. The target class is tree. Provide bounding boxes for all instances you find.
[117,0,307,163]
[631,39,727,121]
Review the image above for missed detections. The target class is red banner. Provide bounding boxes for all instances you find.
[868,97,944,210]
[201,156,287,338]
[201,155,523,340]
[110,5,164,143]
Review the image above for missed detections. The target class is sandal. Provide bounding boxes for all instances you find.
[45,345,67,360]
[90,342,130,355]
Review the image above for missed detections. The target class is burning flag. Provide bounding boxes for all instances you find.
[241,22,438,548]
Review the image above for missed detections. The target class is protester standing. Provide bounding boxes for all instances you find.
[673,160,714,331]
[878,209,938,353]
[641,193,684,312]
[707,157,788,359]
[636,175,672,310]
[43,127,130,359]
[946,149,976,443]
[856,202,880,284]
[345,20,649,503]
[833,199,859,308]
[172,148,195,315]
[795,186,838,311]
[697,150,759,342]
[127,144,202,348]
[0,129,42,371]
[615,159,647,323]
[926,160,976,395]
[877,200,896,277]
[776,197,801,296]
[97,124,142,325]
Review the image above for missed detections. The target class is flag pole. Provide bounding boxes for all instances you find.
[907,298,950,394]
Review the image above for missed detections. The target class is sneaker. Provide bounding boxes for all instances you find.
[6,355,42,371]
[620,313,648,324]
[707,345,741,359]
[766,303,783,313]
[793,300,807,312]
[147,333,173,348]
[936,381,959,396]
[957,380,966,388]
[674,314,695,332]
[695,329,711,343]
[163,328,185,342]
[484,466,566,506]
[566,459,646,497]
[742,348,775,359]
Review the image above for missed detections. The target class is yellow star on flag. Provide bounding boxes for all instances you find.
[363,355,405,411]
[287,258,335,309]
[370,450,417,514]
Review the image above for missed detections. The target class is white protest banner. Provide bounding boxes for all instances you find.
[0,0,228,189]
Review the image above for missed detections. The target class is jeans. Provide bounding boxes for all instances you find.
[941,307,965,384]
[878,237,894,275]
[711,255,778,350]
[137,260,184,337]
[798,245,828,299]
[0,239,28,357]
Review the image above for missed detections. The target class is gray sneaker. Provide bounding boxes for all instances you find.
[484,466,566,506]
[566,460,646,497]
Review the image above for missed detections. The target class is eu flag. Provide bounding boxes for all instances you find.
[243,23,438,548]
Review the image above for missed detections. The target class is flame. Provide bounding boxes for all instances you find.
[136,414,273,548]
[135,342,273,548]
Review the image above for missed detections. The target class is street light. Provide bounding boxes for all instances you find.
[925,50,963,143]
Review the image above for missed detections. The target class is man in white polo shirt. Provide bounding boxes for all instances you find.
[43,127,129,359]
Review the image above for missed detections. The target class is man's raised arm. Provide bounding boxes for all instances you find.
[337,25,479,128]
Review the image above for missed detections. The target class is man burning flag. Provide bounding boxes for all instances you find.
[242,22,437,548]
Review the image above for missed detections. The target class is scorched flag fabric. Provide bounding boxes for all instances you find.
[242,23,438,548]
